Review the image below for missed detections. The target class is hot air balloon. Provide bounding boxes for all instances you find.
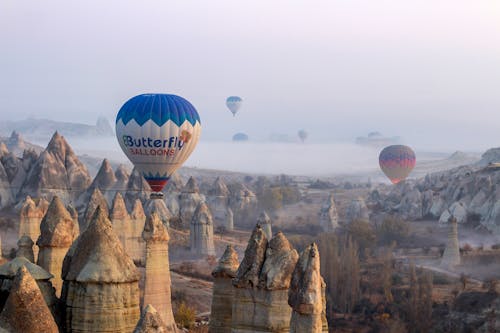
[379,145,416,184]
[226,96,242,116]
[116,94,201,197]
[298,129,308,143]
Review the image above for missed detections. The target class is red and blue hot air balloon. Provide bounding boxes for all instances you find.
[379,145,416,184]
[116,94,201,194]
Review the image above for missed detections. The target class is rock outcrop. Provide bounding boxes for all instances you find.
[133,304,168,333]
[142,213,177,331]
[81,187,109,230]
[190,202,215,257]
[258,211,273,240]
[125,167,151,209]
[0,256,58,319]
[232,226,299,332]
[441,217,461,268]
[36,196,78,296]
[61,206,140,333]
[207,177,232,230]
[288,243,328,333]
[210,245,239,333]
[16,235,35,263]
[18,132,91,202]
[345,197,370,223]
[109,192,131,251]
[18,196,44,259]
[0,161,13,209]
[179,176,204,226]
[439,201,468,225]
[319,193,338,232]
[0,266,58,333]
[77,158,118,207]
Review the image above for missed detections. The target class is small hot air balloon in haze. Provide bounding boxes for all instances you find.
[379,145,416,184]
[226,96,242,117]
[116,94,201,196]
[298,129,308,143]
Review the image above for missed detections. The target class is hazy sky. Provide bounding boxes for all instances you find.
[1,1,500,150]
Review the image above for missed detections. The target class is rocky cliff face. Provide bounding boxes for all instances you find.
[61,206,140,333]
[0,266,59,333]
[0,158,13,209]
[207,177,232,230]
[179,176,205,226]
[210,245,239,333]
[288,243,328,333]
[125,168,152,209]
[17,132,91,202]
[232,226,299,333]
[345,197,370,223]
[257,211,273,240]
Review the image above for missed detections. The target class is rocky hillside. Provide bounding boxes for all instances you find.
[371,147,500,234]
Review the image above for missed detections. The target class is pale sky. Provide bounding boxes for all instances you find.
[1,1,500,150]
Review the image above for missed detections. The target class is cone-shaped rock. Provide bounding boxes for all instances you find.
[81,187,109,230]
[210,245,239,333]
[110,192,131,251]
[207,177,232,230]
[180,176,204,226]
[62,206,140,332]
[142,213,177,331]
[190,202,215,257]
[133,304,168,333]
[0,256,58,321]
[36,196,78,296]
[78,158,118,205]
[319,193,338,232]
[0,267,58,333]
[233,224,268,288]
[129,199,147,264]
[0,161,13,209]
[257,211,272,240]
[144,199,172,228]
[18,132,91,201]
[288,243,328,333]
[16,235,34,263]
[125,167,151,208]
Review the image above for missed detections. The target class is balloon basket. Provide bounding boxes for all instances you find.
[150,192,164,200]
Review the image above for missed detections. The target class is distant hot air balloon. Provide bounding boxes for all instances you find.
[116,94,201,196]
[298,129,308,143]
[226,96,242,117]
[379,145,416,184]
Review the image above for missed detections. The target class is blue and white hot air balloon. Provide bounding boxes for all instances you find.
[226,96,243,117]
[116,94,201,194]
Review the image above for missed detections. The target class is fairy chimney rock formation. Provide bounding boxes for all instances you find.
[288,243,328,333]
[0,256,58,319]
[210,245,239,333]
[345,197,370,223]
[0,267,58,333]
[61,206,140,333]
[208,177,232,230]
[129,199,147,264]
[16,235,34,263]
[142,213,177,332]
[179,176,204,226]
[190,202,215,257]
[258,211,273,240]
[144,199,172,228]
[232,226,299,332]
[110,192,131,250]
[81,187,109,230]
[319,193,338,232]
[36,196,78,296]
[133,304,169,333]
[441,217,461,268]
[18,196,44,259]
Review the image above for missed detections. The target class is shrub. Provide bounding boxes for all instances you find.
[376,217,409,246]
[174,302,196,329]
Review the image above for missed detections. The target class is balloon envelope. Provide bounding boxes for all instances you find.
[379,145,416,184]
[298,129,308,142]
[226,96,242,116]
[116,94,201,192]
